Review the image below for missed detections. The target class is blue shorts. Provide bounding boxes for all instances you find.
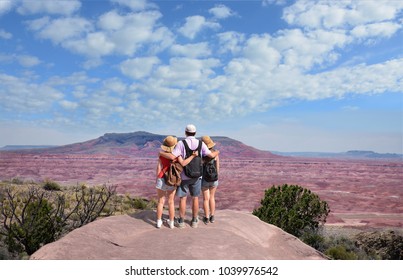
[156,178,176,192]
[176,177,202,197]
[202,179,218,189]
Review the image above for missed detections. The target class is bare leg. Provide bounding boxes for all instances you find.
[167,189,176,222]
[179,196,187,219]
[209,187,217,217]
[156,189,166,220]
[192,196,199,218]
[202,188,210,218]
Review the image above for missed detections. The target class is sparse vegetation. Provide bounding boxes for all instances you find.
[253,184,402,260]
[253,184,330,238]
[42,179,62,191]
[0,180,155,259]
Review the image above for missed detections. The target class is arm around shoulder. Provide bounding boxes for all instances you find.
[159,151,176,161]
[207,149,219,158]
[178,151,198,167]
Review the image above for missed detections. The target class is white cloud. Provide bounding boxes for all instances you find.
[0,73,64,113]
[283,0,403,30]
[120,56,160,79]
[17,0,81,15]
[209,4,235,19]
[0,29,12,39]
[16,55,41,67]
[0,0,14,15]
[59,100,78,110]
[64,32,115,57]
[178,15,220,39]
[217,31,245,54]
[351,22,401,40]
[170,42,211,58]
[98,10,126,31]
[27,10,169,58]
[103,78,127,94]
[271,28,348,70]
[262,0,287,6]
[104,10,165,56]
[28,16,93,44]
[111,0,157,11]
[242,34,281,69]
[152,57,220,88]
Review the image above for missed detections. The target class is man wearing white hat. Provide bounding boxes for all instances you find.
[171,124,219,228]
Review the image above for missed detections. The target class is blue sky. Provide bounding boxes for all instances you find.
[0,0,402,153]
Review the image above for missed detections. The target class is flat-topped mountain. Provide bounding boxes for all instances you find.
[1,131,280,159]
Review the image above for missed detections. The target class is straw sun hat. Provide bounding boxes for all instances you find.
[161,136,178,152]
[201,136,216,149]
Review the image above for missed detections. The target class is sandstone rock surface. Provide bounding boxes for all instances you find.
[30,210,327,260]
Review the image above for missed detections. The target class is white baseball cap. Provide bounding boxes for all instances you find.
[185,124,196,133]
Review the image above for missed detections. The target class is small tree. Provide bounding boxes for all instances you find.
[253,184,330,238]
[0,186,65,255]
[0,184,117,257]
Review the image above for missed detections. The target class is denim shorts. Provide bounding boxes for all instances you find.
[156,178,176,192]
[202,179,218,189]
[176,177,202,197]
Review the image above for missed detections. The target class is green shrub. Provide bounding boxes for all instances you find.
[42,180,61,191]
[301,230,326,251]
[326,245,358,260]
[253,184,330,238]
[11,178,24,185]
[132,197,149,210]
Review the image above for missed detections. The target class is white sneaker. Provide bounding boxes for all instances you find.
[166,219,174,229]
[156,219,163,228]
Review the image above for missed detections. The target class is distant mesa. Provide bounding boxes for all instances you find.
[0,131,280,159]
[272,150,402,160]
[1,131,400,160]
[345,150,402,159]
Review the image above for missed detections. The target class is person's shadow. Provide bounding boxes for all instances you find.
[129,209,194,228]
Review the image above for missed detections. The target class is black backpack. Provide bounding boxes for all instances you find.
[203,157,218,182]
[182,140,203,178]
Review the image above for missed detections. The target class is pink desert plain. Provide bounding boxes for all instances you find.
[0,131,402,229]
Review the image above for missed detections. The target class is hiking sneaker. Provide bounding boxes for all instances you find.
[156,219,163,228]
[203,217,209,225]
[166,219,174,229]
[209,215,215,223]
[191,217,199,228]
[176,217,185,228]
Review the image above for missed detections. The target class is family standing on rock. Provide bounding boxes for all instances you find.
[155,124,220,229]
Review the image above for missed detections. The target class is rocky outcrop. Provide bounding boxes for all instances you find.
[30,210,327,260]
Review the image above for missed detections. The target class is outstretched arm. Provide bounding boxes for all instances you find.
[177,151,198,167]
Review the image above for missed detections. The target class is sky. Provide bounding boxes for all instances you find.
[0,0,402,153]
